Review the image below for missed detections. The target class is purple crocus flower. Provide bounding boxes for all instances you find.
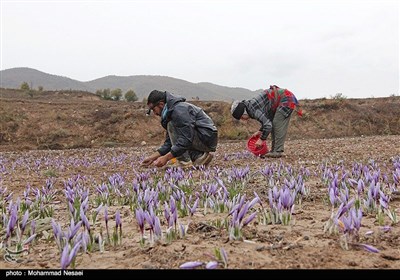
[280,187,295,210]
[359,243,380,253]
[67,201,75,216]
[5,211,17,239]
[336,198,355,219]
[357,179,365,196]
[393,169,400,185]
[179,223,186,238]
[68,241,81,265]
[190,198,199,216]
[248,196,260,210]
[228,204,240,217]
[51,219,62,243]
[268,189,274,209]
[220,248,228,267]
[242,212,257,227]
[69,220,82,241]
[144,211,154,228]
[253,191,263,208]
[22,234,37,245]
[80,207,90,232]
[378,191,389,209]
[347,178,357,187]
[81,196,89,212]
[205,261,219,269]
[329,187,336,206]
[339,214,353,234]
[179,261,203,269]
[350,208,362,231]
[30,220,36,236]
[153,217,162,239]
[5,192,13,202]
[380,226,391,233]
[60,244,71,269]
[339,187,349,204]
[115,210,121,229]
[135,208,145,235]
[237,202,250,223]
[20,210,29,233]
[94,204,103,215]
[80,232,89,253]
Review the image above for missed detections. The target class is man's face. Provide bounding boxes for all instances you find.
[148,102,164,116]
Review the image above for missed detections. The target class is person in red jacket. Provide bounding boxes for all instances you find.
[231,85,302,158]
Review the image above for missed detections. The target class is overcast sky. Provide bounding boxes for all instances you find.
[1,0,399,99]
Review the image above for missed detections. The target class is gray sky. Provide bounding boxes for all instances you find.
[1,0,399,99]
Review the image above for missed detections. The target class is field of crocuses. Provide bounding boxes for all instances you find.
[1,135,399,269]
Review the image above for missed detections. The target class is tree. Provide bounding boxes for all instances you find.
[125,89,138,102]
[97,88,112,100]
[111,88,122,101]
[331,92,347,100]
[20,82,30,91]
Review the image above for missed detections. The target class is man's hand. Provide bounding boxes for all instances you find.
[255,138,265,148]
[152,155,169,167]
[140,152,160,167]
[152,152,174,168]
[140,158,153,167]
[252,131,262,138]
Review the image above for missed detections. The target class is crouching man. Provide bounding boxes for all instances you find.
[141,90,218,168]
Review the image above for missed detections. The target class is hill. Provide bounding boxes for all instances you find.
[1,88,399,151]
[0,67,259,101]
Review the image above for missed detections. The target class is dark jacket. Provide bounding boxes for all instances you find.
[157,92,218,157]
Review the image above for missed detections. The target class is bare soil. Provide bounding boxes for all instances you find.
[0,89,399,270]
[0,136,399,270]
[1,88,400,151]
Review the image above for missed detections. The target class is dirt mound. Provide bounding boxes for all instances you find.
[1,88,399,151]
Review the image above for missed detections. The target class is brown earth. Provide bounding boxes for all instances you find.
[1,88,400,151]
[0,88,400,270]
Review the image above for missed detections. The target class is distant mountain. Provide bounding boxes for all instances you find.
[0,67,260,101]
[197,82,264,101]
[85,75,221,101]
[0,67,93,92]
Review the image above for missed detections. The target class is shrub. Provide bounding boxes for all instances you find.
[20,82,30,91]
[125,90,138,102]
[111,88,122,101]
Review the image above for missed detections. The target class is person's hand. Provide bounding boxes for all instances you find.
[140,152,160,167]
[255,138,264,148]
[140,157,154,167]
[152,155,169,167]
[252,131,262,138]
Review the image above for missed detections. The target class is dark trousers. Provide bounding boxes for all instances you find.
[167,122,218,162]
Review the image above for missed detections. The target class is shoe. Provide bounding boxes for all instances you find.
[265,152,284,158]
[163,159,193,170]
[193,152,214,167]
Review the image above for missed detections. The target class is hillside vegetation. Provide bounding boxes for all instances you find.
[1,88,399,151]
[0,67,259,101]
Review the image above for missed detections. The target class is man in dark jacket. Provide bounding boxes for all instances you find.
[141,90,218,168]
[231,85,301,158]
